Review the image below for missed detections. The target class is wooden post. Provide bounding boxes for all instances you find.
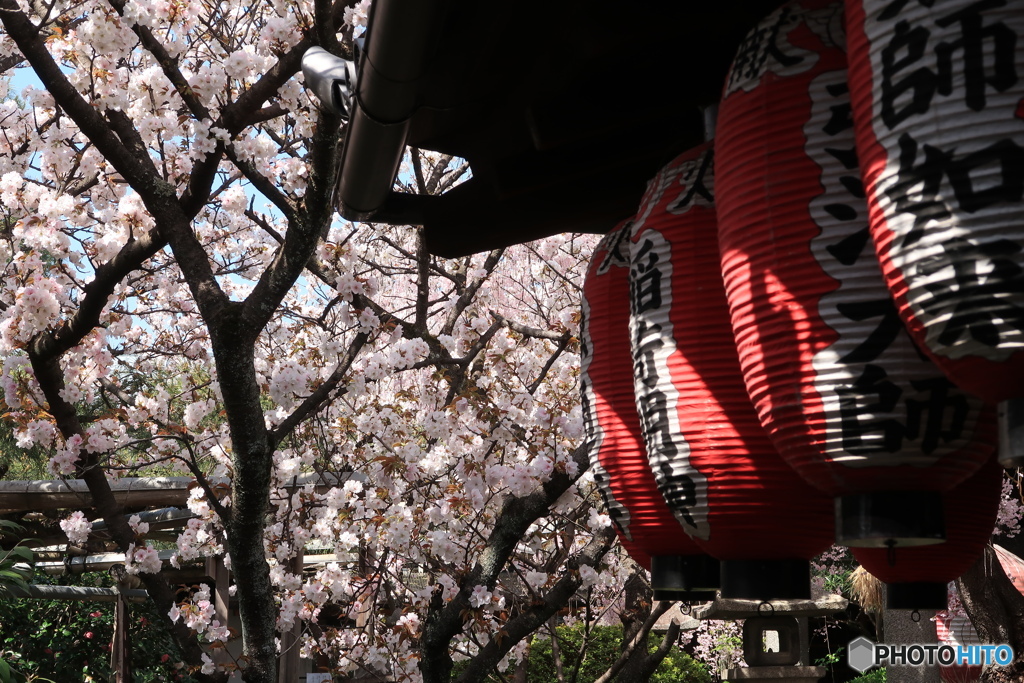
[204,555,233,669]
[278,549,304,683]
[355,544,373,630]
[205,555,231,627]
[110,591,132,682]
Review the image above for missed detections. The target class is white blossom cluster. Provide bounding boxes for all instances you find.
[0,0,654,676]
[59,510,93,546]
[125,543,163,575]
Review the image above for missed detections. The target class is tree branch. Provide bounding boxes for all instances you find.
[528,333,572,395]
[268,329,369,447]
[0,0,158,188]
[442,249,504,336]
[415,228,430,332]
[98,379,231,524]
[593,602,674,683]
[455,526,617,683]
[223,37,313,134]
[238,107,341,336]
[106,0,212,120]
[0,53,22,73]
[31,226,164,361]
[420,444,593,683]
[2,0,231,325]
[26,346,222,681]
[224,145,298,223]
[492,313,572,342]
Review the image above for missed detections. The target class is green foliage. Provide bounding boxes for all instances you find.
[455,623,712,683]
[815,645,844,668]
[0,520,33,592]
[0,653,52,683]
[0,522,35,683]
[526,622,619,682]
[709,626,743,672]
[0,573,197,683]
[0,656,27,683]
[649,642,713,683]
[849,668,886,683]
[0,418,50,481]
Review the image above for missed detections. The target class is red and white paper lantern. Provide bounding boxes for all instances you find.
[846,0,1024,404]
[852,454,1002,609]
[935,613,984,683]
[715,0,997,546]
[581,221,718,600]
[629,142,834,600]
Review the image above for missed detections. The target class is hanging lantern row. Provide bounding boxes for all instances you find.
[716,0,997,549]
[581,0,1017,603]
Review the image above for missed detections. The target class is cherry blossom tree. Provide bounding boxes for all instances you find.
[0,1,627,681]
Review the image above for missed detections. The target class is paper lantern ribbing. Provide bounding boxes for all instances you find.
[628,142,833,600]
[846,0,1024,404]
[852,455,1002,609]
[580,222,719,600]
[935,615,983,683]
[716,0,996,547]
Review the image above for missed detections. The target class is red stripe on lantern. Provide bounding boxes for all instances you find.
[716,0,996,547]
[846,0,1024,403]
[629,142,833,600]
[581,221,716,593]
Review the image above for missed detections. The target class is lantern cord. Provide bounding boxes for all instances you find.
[758,601,775,616]
[886,539,897,567]
[911,610,921,623]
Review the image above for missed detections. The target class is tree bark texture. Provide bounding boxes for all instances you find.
[615,571,653,683]
[593,579,677,683]
[0,0,344,680]
[955,545,1024,683]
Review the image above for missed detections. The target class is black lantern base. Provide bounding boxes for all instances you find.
[652,589,717,603]
[719,559,811,601]
[651,555,720,592]
[999,399,1024,468]
[886,582,948,610]
[836,491,945,547]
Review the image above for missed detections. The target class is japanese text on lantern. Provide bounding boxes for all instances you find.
[629,226,709,539]
[808,70,974,462]
[867,0,1024,358]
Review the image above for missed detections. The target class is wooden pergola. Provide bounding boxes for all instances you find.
[0,473,364,683]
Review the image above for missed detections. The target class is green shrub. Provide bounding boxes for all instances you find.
[649,642,714,683]
[0,572,196,683]
[849,668,886,683]
[454,623,712,683]
[526,623,621,682]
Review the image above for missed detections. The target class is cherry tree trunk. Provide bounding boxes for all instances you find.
[955,545,1024,682]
